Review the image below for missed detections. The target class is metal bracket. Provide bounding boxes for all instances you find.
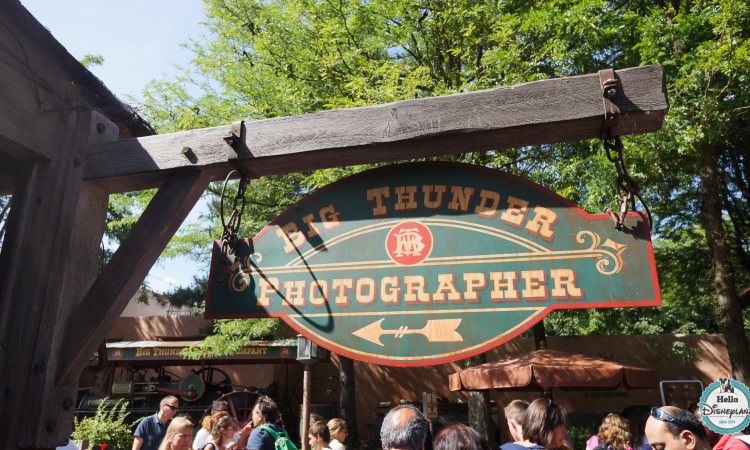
[223,120,246,159]
[598,68,620,136]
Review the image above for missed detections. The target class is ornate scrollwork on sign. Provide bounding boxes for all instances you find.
[576,230,627,275]
[247,252,263,264]
[227,260,252,293]
[226,253,263,293]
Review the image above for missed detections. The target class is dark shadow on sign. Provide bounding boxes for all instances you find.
[247,230,335,334]
[620,213,648,240]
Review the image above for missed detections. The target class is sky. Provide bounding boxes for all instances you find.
[22,0,207,100]
[22,0,210,292]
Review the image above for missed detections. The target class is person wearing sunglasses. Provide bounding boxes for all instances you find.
[195,401,232,450]
[133,395,180,450]
[645,406,710,450]
[202,416,239,450]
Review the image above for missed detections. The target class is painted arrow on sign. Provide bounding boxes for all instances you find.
[353,318,464,346]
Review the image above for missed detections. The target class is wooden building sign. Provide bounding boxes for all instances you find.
[206,162,660,366]
[106,340,307,363]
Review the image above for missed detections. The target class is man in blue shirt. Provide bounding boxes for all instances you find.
[245,396,287,450]
[132,395,180,450]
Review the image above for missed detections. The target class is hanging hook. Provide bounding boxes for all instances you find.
[602,136,653,231]
[219,169,251,257]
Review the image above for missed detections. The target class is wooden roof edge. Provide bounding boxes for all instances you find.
[5,0,155,139]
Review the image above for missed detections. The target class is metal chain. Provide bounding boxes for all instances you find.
[220,170,250,257]
[602,136,653,231]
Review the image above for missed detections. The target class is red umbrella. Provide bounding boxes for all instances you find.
[449,349,657,392]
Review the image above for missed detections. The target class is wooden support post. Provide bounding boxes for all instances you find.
[337,356,358,447]
[0,109,210,448]
[0,109,118,449]
[301,363,312,450]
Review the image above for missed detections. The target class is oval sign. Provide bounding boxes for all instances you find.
[206,162,660,366]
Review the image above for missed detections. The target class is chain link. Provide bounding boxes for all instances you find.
[220,170,250,257]
[602,136,653,231]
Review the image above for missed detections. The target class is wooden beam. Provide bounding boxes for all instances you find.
[57,169,211,384]
[84,65,668,192]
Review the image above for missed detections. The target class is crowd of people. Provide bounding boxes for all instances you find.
[130,396,350,450]
[127,395,747,450]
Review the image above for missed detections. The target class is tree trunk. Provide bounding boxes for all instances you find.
[338,355,359,448]
[466,353,498,446]
[699,145,750,383]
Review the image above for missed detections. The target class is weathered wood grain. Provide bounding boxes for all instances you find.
[26,112,118,447]
[85,65,668,192]
[0,110,115,449]
[57,170,211,385]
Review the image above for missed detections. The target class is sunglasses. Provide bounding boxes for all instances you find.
[164,404,179,411]
[650,407,706,439]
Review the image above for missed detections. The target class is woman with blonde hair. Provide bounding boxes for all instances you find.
[157,416,194,450]
[327,418,348,450]
[588,413,632,450]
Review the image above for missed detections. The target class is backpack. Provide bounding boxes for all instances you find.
[261,425,299,450]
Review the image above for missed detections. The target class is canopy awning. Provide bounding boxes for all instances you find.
[449,349,658,392]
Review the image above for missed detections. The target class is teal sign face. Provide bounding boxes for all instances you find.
[206,163,660,366]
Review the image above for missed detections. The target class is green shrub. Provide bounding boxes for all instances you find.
[72,398,135,450]
[568,424,596,450]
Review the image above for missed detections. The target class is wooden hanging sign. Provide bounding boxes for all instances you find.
[205,162,660,366]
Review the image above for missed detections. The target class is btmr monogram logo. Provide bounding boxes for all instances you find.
[386,221,433,265]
